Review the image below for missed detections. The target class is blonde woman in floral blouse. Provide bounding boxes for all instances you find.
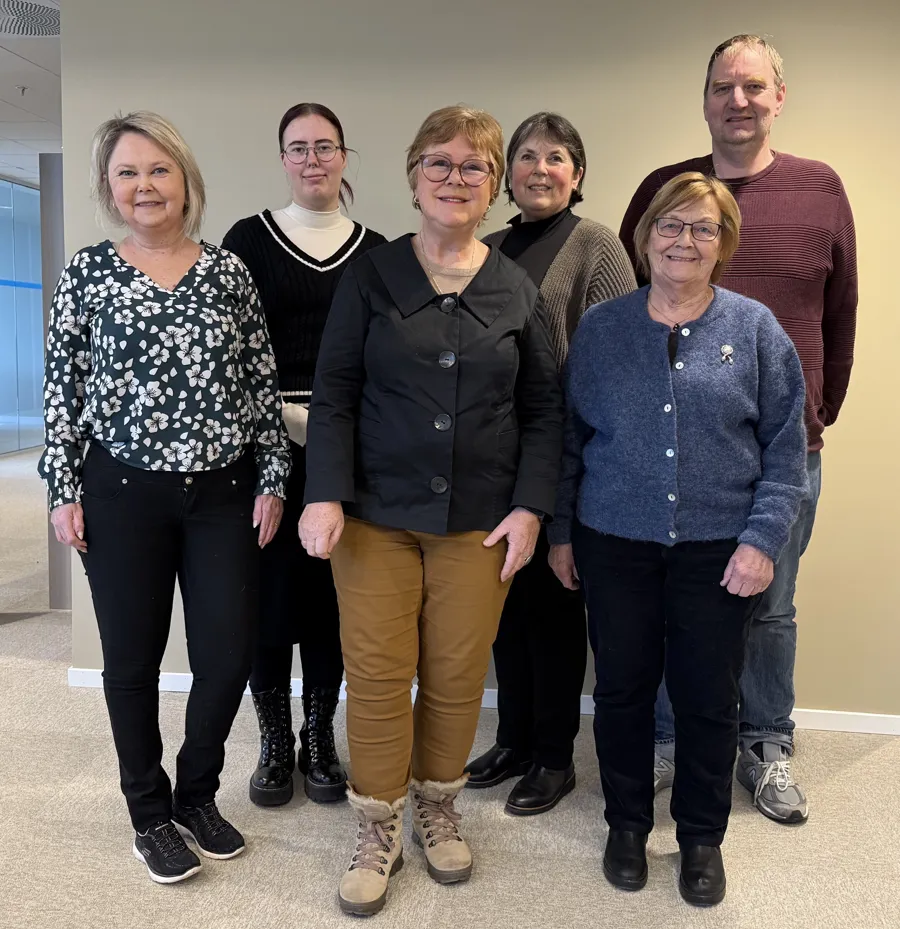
[40,111,291,885]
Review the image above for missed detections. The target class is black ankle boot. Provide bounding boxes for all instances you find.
[505,763,576,816]
[298,686,347,803]
[679,845,726,906]
[464,744,531,789]
[603,830,648,890]
[249,686,296,807]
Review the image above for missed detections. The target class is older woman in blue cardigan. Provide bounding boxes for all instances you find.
[548,173,807,907]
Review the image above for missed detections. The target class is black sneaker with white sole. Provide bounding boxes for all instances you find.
[172,799,246,860]
[133,821,202,884]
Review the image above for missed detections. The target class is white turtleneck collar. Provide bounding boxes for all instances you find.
[271,200,354,261]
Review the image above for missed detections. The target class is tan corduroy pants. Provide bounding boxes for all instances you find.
[330,517,512,803]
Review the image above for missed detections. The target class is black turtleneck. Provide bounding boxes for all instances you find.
[497,208,581,288]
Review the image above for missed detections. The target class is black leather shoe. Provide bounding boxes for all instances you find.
[505,763,575,815]
[603,830,648,891]
[249,686,295,807]
[298,686,347,803]
[679,845,726,906]
[464,744,531,789]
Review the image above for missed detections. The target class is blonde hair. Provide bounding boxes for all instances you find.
[90,111,206,238]
[704,34,785,96]
[406,105,505,209]
[633,172,741,284]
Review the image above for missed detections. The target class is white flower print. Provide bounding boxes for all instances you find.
[177,344,203,365]
[39,243,291,508]
[138,382,163,406]
[187,365,211,388]
[145,411,169,432]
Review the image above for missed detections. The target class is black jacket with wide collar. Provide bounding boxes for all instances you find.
[304,233,563,534]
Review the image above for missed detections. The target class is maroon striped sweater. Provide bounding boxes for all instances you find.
[619,152,857,451]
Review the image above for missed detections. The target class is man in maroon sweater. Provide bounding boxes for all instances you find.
[619,34,857,825]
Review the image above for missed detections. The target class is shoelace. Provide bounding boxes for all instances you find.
[349,820,395,874]
[150,822,186,859]
[755,758,794,801]
[257,694,293,766]
[196,802,230,838]
[413,794,462,847]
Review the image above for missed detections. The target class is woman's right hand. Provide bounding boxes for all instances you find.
[549,543,579,590]
[298,501,345,559]
[50,502,87,553]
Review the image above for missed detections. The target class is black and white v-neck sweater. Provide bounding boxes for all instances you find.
[222,209,386,401]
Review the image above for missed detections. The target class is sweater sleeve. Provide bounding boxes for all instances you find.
[303,264,368,505]
[585,225,638,307]
[510,293,564,517]
[738,312,809,561]
[821,181,858,427]
[38,260,92,509]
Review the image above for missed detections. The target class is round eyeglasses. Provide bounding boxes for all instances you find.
[419,154,492,187]
[282,142,342,165]
[654,217,722,241]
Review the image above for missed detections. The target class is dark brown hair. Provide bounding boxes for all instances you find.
[278,102,354,207]
[504,112,586,206]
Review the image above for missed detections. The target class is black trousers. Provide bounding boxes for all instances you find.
[573,525,756,848]
[493,528,587,770]
[80,444,259,832]
[248,441,343,695]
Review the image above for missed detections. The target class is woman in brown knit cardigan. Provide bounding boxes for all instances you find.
[465,111,637,815]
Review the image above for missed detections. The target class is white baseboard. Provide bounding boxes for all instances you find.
[67,669,900,737]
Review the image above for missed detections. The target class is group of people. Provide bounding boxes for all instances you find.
[40,32,857,914]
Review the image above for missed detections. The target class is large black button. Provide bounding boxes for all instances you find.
[430,476,449,494]
[438,351,456,368]
[434,414,452,431]
[440,296,456,313]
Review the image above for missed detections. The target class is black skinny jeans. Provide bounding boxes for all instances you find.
[249,441,343,695]
[493,528,587,770]
[574,525,757,848]
[79,444,259,832]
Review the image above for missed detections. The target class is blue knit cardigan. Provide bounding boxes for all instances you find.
[546,286,808,561]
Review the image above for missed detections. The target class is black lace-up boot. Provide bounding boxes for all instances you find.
[249,686,296,806]
[298,686,347,802]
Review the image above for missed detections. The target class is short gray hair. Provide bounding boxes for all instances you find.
[704,35,785,97]
[90,111,206,238]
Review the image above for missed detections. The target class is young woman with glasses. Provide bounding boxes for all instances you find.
[298,105,563,916]
[222,103,385,810]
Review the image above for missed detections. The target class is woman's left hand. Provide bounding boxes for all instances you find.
[720,543,774,597]
[483,507,541,583]
[253,494,283,549]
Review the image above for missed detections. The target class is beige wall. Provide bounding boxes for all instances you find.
[63,0,900,715]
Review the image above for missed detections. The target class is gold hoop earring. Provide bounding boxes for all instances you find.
[413,195,420,211]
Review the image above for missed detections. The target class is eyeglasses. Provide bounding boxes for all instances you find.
[419,154,492,187]
[654,217,722,241]
[282,142,342,165]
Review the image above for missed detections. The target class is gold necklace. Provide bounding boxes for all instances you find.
[648,288,712,328]
[417,229,477,293]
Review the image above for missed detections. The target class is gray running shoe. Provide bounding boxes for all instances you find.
[653,751,675,794]
[736,742,808,824]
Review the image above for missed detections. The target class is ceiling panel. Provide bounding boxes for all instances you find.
[0,120,60,139]
[0,38,60,75]
[0,138,33,155]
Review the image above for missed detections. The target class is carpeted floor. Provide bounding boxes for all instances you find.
[1,450,899,928]
[0,611,897,929]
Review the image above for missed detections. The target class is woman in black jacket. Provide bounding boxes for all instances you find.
[299,105,563,917]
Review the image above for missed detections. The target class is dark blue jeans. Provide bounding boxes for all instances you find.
[575,526,757,848]
[655,452,822,752]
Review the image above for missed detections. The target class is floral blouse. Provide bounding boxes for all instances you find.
[39,241,291,509]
